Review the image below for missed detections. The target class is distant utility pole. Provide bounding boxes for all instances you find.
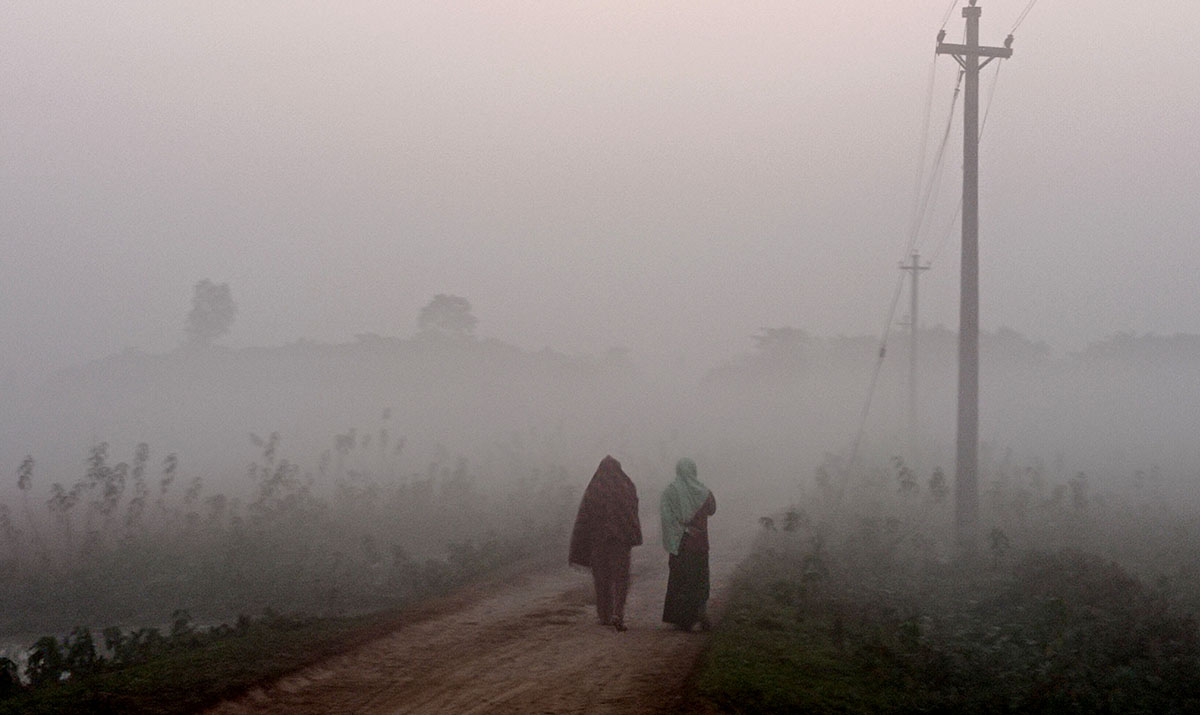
[936,0,1012,556]
[900,251,929,467]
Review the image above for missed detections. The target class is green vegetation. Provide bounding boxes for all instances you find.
[0,423,576,710]
[0,606,463,715]
[695,456,1200,714]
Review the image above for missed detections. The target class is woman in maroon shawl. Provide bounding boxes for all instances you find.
[569,455,643,631]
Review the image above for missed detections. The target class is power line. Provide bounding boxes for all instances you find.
[849,58,966,467]
[929,58,1003,268]
[908,71,964,255]
[940,0,962,30]
[928,198,962,267]
[848,1,1012,469]
[847,272,907,469]
[979,57,1004,138]
[1010,0,1042,34]
[908,57,940,254]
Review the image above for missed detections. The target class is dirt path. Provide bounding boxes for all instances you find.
[205,540,745,714]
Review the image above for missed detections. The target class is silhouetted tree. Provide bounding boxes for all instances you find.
[417,294,477,338]
[184,279,237,347]
[752,326,811,357]
[0,656,19,697]
[26,637,65,686]
[17,455,43,552]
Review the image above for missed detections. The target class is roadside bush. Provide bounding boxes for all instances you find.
[697,456,1200,714]
[0,430,576,708]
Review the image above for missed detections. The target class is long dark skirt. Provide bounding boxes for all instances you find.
[591,542,632,624]
[662,549,710,629]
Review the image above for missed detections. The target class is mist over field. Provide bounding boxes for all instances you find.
[2,0,1197,498]
[2,310,1198,512]
[1,1,1199,709]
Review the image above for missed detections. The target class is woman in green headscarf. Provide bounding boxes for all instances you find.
[660,457,716,631]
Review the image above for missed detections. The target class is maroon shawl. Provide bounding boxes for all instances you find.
[568,456,643,568]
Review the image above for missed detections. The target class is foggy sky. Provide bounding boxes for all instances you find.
[2,1,1198,385]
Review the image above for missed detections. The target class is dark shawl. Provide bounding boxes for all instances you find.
[568,455,643,568]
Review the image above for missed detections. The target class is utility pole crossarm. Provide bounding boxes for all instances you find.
[935,43,1012,59]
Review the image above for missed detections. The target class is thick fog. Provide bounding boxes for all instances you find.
[1,1,1198,511]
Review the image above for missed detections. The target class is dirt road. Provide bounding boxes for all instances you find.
[205,542,744,714]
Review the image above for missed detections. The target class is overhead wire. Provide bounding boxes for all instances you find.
[847,1,1015,467]
[908,71,964,255]
[979,61,1004,143]
[1010,0,1042,34]
[940,0,962,29]
[921,199,960,266]
[928,200,962,267]
[907,57,940,259]
[928,58,1003,268]
[848,272,908,469]
[911,0,964,244]
[849,69,963,468]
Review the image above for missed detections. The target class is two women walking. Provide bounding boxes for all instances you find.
[568,455,716,633]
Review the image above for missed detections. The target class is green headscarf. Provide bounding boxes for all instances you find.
[660,458,711,555]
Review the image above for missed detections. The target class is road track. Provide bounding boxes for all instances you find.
[205,542,743,714]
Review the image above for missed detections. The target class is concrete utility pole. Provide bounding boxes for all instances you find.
[900,251,929,467]
[936,0,1012,555]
